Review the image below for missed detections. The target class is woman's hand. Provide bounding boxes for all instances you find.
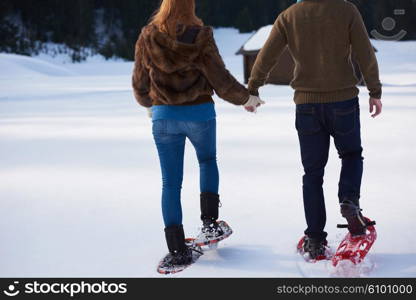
[244,95,266,113]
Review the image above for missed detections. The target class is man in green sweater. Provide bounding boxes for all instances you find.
[248,0,382,259]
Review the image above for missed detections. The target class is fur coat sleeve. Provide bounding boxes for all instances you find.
[132,33,152,108]
[198,28,250,105]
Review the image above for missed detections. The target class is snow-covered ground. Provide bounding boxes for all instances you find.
[1,28,416,278]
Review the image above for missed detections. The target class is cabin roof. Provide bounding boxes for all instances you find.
[236,24,377,55]
[236,25,273,55]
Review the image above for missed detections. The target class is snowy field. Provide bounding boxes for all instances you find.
[0,28,416,278]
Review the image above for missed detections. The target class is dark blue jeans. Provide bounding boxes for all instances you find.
[152,119,219,227]
[296,97,363,240]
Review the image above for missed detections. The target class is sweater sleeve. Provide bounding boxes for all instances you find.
[349,5,382,99]
[248,13,288,95]
[132,33,152,108]
[199,28,250,105]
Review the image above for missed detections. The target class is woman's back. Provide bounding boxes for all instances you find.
[132,24,249,107]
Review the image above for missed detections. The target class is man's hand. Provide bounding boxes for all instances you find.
[369,98,382,118]
[244,95,266,113]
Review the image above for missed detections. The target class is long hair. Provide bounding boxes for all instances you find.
[150,0,203,37]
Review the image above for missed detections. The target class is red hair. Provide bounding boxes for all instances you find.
[150,0,203,37]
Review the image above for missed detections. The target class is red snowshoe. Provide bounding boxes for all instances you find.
[297,236,332,263]
[157,238,203,275]
[332,218,377,267]
[194,220,233,249]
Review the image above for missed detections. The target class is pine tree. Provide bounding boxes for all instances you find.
[0,0,414,61]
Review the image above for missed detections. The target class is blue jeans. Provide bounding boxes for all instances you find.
[296,97,363,240]
[152,119,219,227]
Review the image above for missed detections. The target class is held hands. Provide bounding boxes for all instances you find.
[244,95,266,113]
[369,98,382,118]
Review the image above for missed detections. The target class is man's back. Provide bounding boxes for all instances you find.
[285,0,355,91]
[249,0,381,104]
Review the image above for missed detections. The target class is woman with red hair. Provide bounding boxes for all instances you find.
[132,0,264,271]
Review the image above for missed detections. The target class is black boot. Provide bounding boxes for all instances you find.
[164,225,192,265]
[200,192,220,222]
[200,192,222,228]
[340,198,367,236]
[200,192,224,237]
[303,236,327,259]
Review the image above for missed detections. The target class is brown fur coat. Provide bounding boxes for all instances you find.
[132,24,249,107]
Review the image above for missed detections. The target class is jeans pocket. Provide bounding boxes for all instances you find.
[295,106,321,135]
[333,106,357,136]
[152,119,167,135]
[184,120,211,134]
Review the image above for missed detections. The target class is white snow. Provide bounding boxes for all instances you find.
[1,28,416,278]
[243,25,273,51]
[0,53,76,78]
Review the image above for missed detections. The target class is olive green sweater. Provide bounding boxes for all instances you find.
[248,0,382,104]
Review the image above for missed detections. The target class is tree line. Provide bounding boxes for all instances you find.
[0,0,415,62]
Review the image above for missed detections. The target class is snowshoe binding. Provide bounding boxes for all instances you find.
[297,236,331,262]
[332,199,377,266]
[157,238,203,275]
[194,192,232,248]
[157,225,203,275]
[195,220,233,248]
